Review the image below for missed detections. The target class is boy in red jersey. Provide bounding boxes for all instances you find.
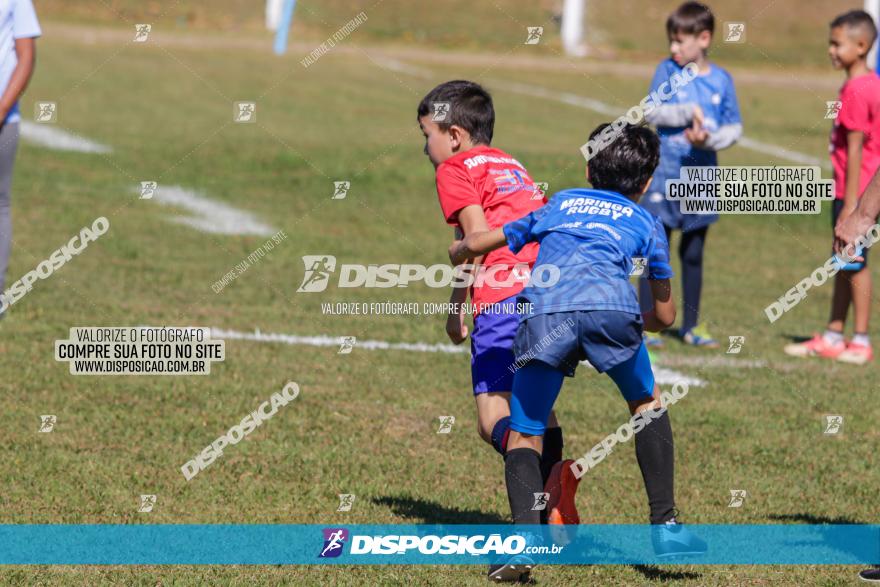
[417,82,571,564]
[785,10,880,365]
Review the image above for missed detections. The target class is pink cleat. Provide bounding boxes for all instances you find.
[784,334,846,359]
[837,342,874,365]
[783,334,846,359]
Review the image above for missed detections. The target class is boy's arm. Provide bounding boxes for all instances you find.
[645,103,700,128]
[0,38,36,122]
[644,60,699,128]
[700,122,742,151]
[641,217,675,331]
[445,265,470,344]
[444,206,489,344]
[449,227,507,265]
[837,167,880,253]
[841,130,864,216]
[642,278,675,332]
[690,72,743,151]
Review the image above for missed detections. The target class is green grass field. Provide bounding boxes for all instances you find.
[0,5,877,585]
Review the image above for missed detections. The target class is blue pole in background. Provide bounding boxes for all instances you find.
[273,0,297,55]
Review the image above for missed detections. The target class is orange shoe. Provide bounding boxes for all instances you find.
[783,334,846,359]
[837,341,874,365]
[545,460,581,525]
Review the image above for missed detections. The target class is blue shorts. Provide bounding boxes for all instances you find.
[508,310,656,435]
[512,310,645,377]
[470,295,520,395]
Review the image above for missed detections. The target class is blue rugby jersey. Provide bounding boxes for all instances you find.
[503,188,673,319]
[643,58,742,231]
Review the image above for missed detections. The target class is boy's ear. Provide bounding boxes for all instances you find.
[639,177,654,196]
[697,29,712,50]
[448,125,469,150]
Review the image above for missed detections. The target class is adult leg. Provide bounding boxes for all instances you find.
[0,122,20,296]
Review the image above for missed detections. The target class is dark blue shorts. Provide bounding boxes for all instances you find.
[470,295,520,395]
[508,310,656,435]
[513,310,645,377]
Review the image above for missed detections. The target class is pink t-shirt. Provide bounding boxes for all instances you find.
[830,73,880,199]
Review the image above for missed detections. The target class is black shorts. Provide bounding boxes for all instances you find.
[832,200,869,266]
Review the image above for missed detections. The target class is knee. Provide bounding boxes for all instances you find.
[680,246,703,268]
[477,420,494,444]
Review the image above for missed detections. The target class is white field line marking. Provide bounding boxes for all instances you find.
[140,185,277,236]
[374,57,827,168]
[210,327,470,354]
[207,326,782,387]
[658,355,766,369]
[652,366,705,387]
[20,121,113,154]
[579,360,706,387]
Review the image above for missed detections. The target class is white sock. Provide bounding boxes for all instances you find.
[822,329,844,345]
[852,333,870,347]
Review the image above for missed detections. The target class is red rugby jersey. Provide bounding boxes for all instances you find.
[435,145,545,309]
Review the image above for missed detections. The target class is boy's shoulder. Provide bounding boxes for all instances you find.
[840,72,880,100]
[436,145,528,176]
[705,62,736,85]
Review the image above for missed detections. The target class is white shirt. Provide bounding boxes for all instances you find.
[0,0,40,124]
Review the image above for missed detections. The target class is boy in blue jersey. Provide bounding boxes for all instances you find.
[450,124,706,573]
[639,1,742,348]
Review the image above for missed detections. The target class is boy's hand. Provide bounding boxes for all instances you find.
[684,110,709,147]
[445,310,469,344]
[836,204,857,226]
[834,207,873,261]
[448,239,463,264]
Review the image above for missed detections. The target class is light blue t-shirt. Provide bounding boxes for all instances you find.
[503,188,673,320]
[643,58,741,231]
[0,0,41,124]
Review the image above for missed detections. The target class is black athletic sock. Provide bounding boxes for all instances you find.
[680,227,707,333]
[504,448,543,525]
[540,427,564,483]
[634,409,676,524]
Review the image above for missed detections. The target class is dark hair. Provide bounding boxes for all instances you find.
[587,124,660,196]
[831,10,878,46]
[666,1,714,37]
[417,80,494,145]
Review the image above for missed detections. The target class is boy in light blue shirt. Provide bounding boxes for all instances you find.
[639,1,742,348]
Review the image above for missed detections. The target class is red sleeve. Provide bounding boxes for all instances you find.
[435,162,480,225]
[838,81,873,134]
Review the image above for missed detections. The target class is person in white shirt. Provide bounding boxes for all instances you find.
[0,0,40,313]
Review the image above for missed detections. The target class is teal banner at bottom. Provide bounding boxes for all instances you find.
[0,524,877,565]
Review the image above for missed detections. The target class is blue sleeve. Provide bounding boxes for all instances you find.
[644,217,674,279]
[720,70,742,125]
[503,204,550,254]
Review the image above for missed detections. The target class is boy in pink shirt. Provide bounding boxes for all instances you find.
[785,10,880,364]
